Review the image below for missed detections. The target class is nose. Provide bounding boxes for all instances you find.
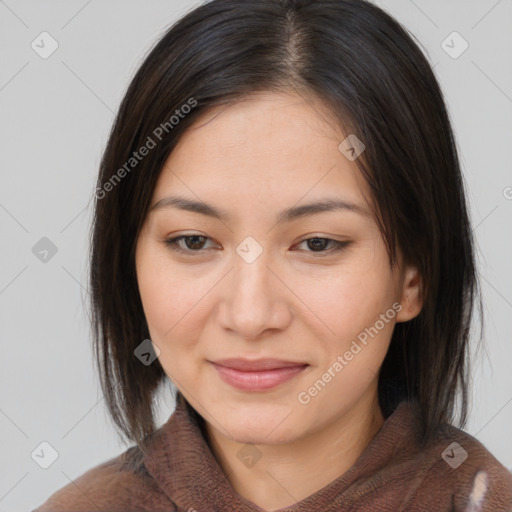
[217,248,292,340]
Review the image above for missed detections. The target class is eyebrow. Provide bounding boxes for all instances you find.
[149,195,370,224]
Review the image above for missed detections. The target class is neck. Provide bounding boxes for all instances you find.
[204,386,385,511]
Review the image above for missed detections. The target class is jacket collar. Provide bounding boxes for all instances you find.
[143,396,417,511]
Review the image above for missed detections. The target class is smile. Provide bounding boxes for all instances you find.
[210,359,309,392]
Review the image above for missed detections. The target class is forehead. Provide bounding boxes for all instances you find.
[152,91,371,215]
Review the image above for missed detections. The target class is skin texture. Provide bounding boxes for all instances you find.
[135,91,423,511]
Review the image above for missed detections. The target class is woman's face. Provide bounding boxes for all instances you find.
[135,91,421,444]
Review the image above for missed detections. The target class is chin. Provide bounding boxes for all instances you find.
[217,400,304,445]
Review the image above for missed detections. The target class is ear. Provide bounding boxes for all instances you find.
[395,265,423,323]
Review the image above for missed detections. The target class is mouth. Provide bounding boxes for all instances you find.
[209,358,309,392]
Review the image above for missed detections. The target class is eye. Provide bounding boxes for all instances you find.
[293,237,350,256]
[164,234,217,254]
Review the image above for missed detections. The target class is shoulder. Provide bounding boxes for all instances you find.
[403,415,512,511]
[32,444,175,512]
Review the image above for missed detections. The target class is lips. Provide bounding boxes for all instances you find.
[212,358,308,371]
[210,358,309,391]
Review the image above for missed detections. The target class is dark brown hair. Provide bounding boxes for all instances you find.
[89,0,481,447]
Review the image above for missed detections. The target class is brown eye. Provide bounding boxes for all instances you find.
[182,235,208,250]
[294,237,350,256]
[306,237,329,251]
[164,234,215,254]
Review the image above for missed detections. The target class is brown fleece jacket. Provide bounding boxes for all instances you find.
[33,397,512,511]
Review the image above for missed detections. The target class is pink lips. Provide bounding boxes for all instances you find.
[210,358,309,391]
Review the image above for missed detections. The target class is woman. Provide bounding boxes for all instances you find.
[34,0,512,510]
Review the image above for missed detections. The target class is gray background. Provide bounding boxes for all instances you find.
[0,0,511,510]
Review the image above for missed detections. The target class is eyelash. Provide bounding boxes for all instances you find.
[163,234,350,257]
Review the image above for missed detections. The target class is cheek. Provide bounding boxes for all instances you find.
[136,248,220,355]
[136,246,179,332]
[136,262,210,382]
[295,261,397,343]
[140,274,195,334]
[297,266,398,406]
